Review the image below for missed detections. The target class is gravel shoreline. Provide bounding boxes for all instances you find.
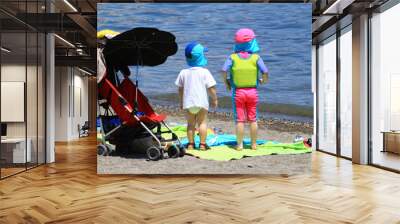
[97,105,313,175]
[153,104,313,136]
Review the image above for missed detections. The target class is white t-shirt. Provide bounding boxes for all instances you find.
[175,67,216,110]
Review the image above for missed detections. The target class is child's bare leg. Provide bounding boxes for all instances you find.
[236,122,244,150]
[250,121,258,150]
[186,111,196,150]
[197,109,208,150]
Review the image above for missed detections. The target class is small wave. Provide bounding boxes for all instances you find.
[149,93,313,118]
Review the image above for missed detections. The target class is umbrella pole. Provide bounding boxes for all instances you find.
[135,65,139,111]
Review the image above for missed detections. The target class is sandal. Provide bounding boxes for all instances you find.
[186,142,195,150]
[199,143,210,151]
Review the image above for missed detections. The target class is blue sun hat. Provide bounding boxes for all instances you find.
[234,39,260,53]
[185,41,208,67]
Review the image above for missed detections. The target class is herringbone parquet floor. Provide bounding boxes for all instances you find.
[1,135,400,224]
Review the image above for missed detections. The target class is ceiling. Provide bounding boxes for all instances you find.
[311,0,390,43]
[0,0,97,73]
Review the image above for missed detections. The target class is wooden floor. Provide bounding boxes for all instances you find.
[1,136,400,224]
[0,167,26,178]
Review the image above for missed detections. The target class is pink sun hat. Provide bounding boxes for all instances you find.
[235,28,256,43]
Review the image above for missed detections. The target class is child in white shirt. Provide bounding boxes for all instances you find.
[175,42,217,150]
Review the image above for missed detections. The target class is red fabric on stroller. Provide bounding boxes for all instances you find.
[118,78,166,123]
[98,77,166,126]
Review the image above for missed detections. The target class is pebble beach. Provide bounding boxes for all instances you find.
[97,104,313,175]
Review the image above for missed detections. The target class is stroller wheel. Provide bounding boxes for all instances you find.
[97,144,109,156]
[146,146,161,161]
[167,145,180,158]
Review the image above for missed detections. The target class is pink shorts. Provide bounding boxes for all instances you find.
[233,88,258,122]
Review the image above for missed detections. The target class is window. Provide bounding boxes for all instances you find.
[0,1,46,179]
[317,35,337,154]
[339,26,352,158]
[370,3,400,171]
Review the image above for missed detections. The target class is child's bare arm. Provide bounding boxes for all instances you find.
[178,87,183,109]
[208,86,218,109]
[221,71,231,91]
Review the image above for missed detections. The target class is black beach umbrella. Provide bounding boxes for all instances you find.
[103,27,178,111]
[103,27,178,67]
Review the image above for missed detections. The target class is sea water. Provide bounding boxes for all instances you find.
[98,3,313,122]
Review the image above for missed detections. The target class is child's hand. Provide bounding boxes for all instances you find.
[211,99,218,109]
[260,74,269,84]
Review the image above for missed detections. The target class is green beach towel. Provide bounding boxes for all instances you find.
[164,126,188,138]
[186,142,312,161]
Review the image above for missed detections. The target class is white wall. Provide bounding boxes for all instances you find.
[71,72,89,138]
[54,67,89,141]
[1,63,46,164]
[1,65,26,138]
[55,66,69,141]
[1,65,42,137]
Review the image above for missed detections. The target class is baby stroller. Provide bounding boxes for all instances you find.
[97,27,183,161]
[97,77,184,160]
